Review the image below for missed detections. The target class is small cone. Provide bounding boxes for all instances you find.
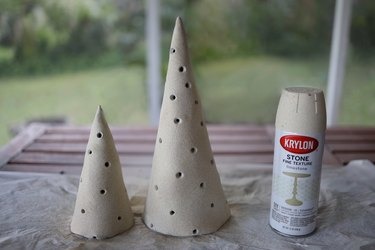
[71,106,134,239]
[143,17,230,236]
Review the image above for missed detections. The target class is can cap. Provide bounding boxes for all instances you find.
[275,87,326,134]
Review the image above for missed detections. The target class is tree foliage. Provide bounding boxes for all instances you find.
[0,0,374,76]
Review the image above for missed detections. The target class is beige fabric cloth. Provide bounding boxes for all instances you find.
[0,160,374,249]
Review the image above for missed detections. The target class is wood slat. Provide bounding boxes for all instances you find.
[334,153,375,165]
[1,164,150,175]
[37,133,375,143]
[326,134,375,142]
[36,133,272,143]
[25,142,274,154]
[326,143,375,152]
[37,133,154,142]
[45,127,157,135]
[9,150,340,167]
[1,164,83,175]
[326,126,375,134]
[27,143,155,154]
[45,125,268,135]
[0,124,46,168]
[10,152,152,166]
[3,150,339,175]
[205,154,274,164]
[10,151,281,166]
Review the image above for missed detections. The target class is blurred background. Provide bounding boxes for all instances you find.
[0,0,374,145]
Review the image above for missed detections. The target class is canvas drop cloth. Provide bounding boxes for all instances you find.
[0,160,374,250]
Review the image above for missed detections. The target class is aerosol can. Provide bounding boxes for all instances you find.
[269,87,326,236]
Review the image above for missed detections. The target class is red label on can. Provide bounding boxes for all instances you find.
[280,135,319,154]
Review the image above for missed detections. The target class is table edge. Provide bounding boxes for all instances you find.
[0,123,47,168]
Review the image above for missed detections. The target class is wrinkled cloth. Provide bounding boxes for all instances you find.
[0,160,374,250]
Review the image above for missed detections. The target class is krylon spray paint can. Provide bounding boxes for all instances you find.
[269,87,327,236]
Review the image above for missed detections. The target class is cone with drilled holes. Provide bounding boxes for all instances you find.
[143,17,230,237]
[71,106,134,239]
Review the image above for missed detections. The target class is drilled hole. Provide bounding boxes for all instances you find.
[97,132,103,138]
[200,182,205,188]
[81,209,85,214]
[190,147,197,154]
[93,236,97,239]
[154,185,158,191]
[176,172,183,178]
[178,66,185,72]
[170,95,176,100]
[174,118,181,124]
[159,138,162,143]
[210,159,214,165]
[104,161,110,167]
[185,82,191,88]
[100,189,106,195]
[170,48,176,53]
[193,229,198,235]
[169,210,175,215]
[88,150,93,155]
[59,171,65,175]
[117,216,122,220]
[195,100,198,104]
[150,223,154,228]
[211,203,214,208]
[200,121,204,126]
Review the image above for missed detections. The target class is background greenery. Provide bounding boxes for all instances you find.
[0,0,374,145]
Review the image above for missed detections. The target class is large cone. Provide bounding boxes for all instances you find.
[71,106,134,239]
[144,17,230,236]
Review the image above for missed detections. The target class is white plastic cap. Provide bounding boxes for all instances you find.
[275,87,327,134]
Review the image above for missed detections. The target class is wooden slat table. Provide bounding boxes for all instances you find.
[1,124,375,175]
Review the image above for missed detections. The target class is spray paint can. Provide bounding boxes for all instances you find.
[269,87,326,236]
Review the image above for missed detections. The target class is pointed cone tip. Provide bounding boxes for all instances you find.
[175,16,184,29]
[94,105,105,123]
[96,105,103,115]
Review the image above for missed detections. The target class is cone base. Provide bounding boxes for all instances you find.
[143,212,230,237]
[70,221,134,240]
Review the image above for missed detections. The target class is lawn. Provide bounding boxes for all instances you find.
[196,56,375,125]
[0,66,149,145]
[1,56,374,146]
[196,56,327,123]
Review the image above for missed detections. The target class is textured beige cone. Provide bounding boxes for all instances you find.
[71,106,134,239]
[143,17,231,237]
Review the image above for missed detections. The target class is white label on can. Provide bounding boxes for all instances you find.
[269,129,325,236]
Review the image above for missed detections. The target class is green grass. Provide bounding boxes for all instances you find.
[195,56,328,123]
[1,56,374,146]
[195,56,375,125]
[0,47,14,62]
[0,66,148,145]
[339,58,375,124]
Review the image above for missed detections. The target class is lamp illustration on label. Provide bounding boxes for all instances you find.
[283,172,311,206]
